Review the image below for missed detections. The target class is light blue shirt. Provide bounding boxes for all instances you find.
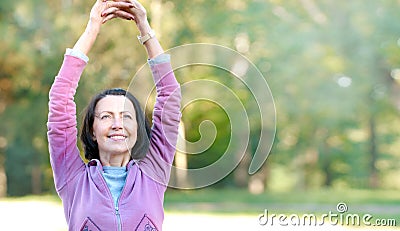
[102,166,128,206]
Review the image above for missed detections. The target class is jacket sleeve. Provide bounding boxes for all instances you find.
[139,56,182,186]
[47,54,86,193]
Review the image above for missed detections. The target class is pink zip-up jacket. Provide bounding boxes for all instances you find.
[47,54,181,231]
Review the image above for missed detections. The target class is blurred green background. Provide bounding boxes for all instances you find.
[1,0,400,219]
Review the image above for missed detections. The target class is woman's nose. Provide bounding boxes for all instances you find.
[111,116,123,129]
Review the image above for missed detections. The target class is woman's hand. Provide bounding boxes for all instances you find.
[73,0,136,55]
[101,0,151,35]
[101,0,164,59]
[89,0,136,29]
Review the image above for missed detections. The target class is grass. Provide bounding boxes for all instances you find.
[3,188,399,205]
[164,188,400,218]
[164,187,400,204]
[0,194,61,202]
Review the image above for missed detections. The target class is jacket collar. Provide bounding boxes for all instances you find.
[88,159,136,169]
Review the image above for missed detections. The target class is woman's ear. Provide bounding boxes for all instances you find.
[92,132,96,141]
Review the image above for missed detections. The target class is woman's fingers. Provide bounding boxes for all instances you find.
[130,0,146,11]
[102,10,135,23]
[114,10,135,20]
[102,1,137,21]
[102,13,115,24]
[106,0,146,17]
[100,0,147,24]
[105,1,134,12]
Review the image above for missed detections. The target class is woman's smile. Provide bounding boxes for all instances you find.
[108,134,128,141]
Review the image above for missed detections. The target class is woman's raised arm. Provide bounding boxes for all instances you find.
[47,0,136,192]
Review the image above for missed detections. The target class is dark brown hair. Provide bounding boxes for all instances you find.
[80,88,151,161]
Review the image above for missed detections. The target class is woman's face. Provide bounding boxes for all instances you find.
[92,95,138,159]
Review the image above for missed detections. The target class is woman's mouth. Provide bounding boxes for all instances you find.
[108,134,127,141]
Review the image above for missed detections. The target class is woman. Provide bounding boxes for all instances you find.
[47,0,181,230]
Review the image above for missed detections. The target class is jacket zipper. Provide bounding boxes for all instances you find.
[97,167,125,231]
[115,204,121,231]
[116,166,130,231]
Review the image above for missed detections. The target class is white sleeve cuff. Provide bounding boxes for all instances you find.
[65,48,89,63]
[148,53,171,67]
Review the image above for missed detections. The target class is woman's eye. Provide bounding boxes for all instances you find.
[101,115,112,120]
[123,114,132,119]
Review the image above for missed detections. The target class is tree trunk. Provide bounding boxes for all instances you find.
[0,155,6,197]
[171,122,189,188]
[320,130,332,187]
[248,161,268,194]
[368,115,379,188]
[31,165,42,194]
[322,154,332,187]
[234,151,250,188]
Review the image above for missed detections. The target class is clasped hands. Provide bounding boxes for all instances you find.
[90,0,148,26]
